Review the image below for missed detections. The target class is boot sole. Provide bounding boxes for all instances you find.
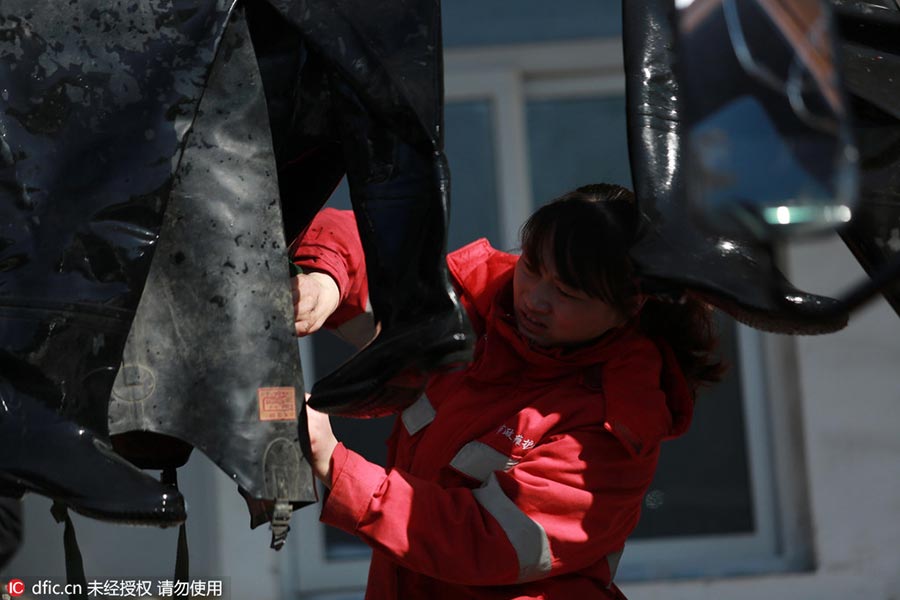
[309,336,473,418]
[0,472,185,527]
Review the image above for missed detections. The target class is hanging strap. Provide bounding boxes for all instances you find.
[161,468,190,583]
[269,500,292,550]
[175,522,190,582]
[50,469,188,599]
[50,502,88,600]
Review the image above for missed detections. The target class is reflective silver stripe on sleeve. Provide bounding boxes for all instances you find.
[333,298,376,349]
[450,441,519,482]
[606,550,623,584]
[401,394,436,435]
[472,473,552,582]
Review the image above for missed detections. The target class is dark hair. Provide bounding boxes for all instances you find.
[520,183,725,392]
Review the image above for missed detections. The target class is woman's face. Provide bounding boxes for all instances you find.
[513,244,625,348]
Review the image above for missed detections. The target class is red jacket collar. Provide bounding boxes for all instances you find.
[447,238,695,454]
[448,238,648,371]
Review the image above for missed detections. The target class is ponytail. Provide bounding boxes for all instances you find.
[639,295,727,394]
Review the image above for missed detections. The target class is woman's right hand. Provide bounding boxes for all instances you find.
[291,271,340,336]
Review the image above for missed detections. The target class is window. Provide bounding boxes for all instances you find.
[289,32,810,600]
[441,0,621,48]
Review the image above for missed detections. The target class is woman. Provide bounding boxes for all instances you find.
[291,183,724,599]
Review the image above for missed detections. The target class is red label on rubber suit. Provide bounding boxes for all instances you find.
[258,387,297,421]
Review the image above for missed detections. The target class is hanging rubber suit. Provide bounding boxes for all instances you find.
[0,0,233,526]
[0,0,317,537]
[107,5,317,543]
[0,0,470,549]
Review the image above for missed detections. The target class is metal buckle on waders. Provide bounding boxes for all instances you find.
[269,499,292,550]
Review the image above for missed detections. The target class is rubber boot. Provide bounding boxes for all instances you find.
[832,1,900,317]
[246,0,348,240]
[0,0,235,523]
[674,0,857,241]
[307,77,474,418]
[623,0,849,334]
[0,496,23,570]
[264,0,444,151]
[258,0,475,416]
[0,317,184,525]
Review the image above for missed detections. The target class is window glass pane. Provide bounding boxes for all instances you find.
[444,100,501,249]
[527,94,755,538]
[632,313,754,538]
[442,0,622,48]
[526,95,633,206]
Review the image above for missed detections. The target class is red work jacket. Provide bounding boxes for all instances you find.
[291,209,694,600]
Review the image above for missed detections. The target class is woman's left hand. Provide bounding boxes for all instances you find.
[305,397,339,488]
